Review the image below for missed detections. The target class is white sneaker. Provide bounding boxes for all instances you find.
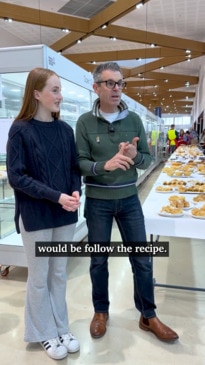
[41,337,68,360]
[59,332,80,353]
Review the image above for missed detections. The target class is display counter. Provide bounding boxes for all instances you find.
[143,146,205,239]
[142,145,205,291]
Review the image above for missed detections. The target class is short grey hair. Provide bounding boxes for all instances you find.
[93,62,123,83]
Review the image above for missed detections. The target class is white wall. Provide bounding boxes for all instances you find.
[192,63,205,124]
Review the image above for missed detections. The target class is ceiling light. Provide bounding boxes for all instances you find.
[150,43,156,48]
[109,36,117,41]
[4,17,12,22]
[101,23,108,29]
[136,1,144,9]
[185,49,191,54]
[77,39,82,44]
[61,28,69,33]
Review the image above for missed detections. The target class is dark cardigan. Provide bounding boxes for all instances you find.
[6,119,81,233]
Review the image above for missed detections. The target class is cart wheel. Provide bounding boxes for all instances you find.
[1,266,10,277]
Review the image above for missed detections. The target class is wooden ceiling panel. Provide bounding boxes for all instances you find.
[0,0,204,115]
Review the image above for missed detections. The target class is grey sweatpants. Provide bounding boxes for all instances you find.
[19,217,76,343]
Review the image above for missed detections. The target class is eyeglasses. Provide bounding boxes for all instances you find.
[96,79,126,90]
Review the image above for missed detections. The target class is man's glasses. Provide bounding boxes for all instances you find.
[96,79,126,90]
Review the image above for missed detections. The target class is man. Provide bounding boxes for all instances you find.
[167,124,178,154]
[76,62,178,342]
[189,127,199,144]
[150,129,160,158]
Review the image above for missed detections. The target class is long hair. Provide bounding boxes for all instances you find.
[14,67,60,122]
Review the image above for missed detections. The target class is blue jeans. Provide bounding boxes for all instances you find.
[84,195,156,318]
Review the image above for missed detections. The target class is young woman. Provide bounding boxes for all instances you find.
[177,129,187,146]
[6,68,81,360]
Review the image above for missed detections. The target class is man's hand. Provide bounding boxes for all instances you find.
[118,137,139,159]
[104,137,139,171]
[104,150,134,171]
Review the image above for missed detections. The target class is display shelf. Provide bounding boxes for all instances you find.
[142,146,205,292]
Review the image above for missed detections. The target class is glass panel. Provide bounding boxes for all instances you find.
[0,73,28,118]
[60,77,91,133]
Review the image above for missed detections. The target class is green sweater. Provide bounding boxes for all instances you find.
[76,99,152,199]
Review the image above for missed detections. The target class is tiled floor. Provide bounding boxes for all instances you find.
[1,163,205,365]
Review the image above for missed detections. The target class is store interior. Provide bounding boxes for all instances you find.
[0,44,205,365]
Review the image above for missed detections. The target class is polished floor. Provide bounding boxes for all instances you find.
[1,164,205,365]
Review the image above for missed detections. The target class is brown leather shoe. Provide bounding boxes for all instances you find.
[90,313,108,338]
[139,315,179,342]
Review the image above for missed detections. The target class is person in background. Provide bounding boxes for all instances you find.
[150,129,160,158]
[0,265,10,277]
[189,127,199,144]
[185,130,191,145]
[199,129,205,153]
[76,62,179,343]
[6,68,81,360]
[167,124,178,154]
[146,132,152,153]
[177,129,187,146]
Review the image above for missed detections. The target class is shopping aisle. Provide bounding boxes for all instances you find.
[1,163,205,365]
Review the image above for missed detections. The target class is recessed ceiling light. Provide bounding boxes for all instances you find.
[136,1,144,9]
[4,17,12,22]
[101,23,108,29]
[61,28,69,33]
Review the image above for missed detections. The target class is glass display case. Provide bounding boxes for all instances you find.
[145,111,167,161]
[0,45,166,266]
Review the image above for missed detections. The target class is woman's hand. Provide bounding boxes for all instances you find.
[58,191,81,212]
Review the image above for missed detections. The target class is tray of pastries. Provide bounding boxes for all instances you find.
[159,205,184,217]
[168,195,191,210]
[192,194,205,203]
[155,186,174,193]
[162,179,187,187]
[167,170,193,178]
[191,205,205,219]
[178,182,205,193]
